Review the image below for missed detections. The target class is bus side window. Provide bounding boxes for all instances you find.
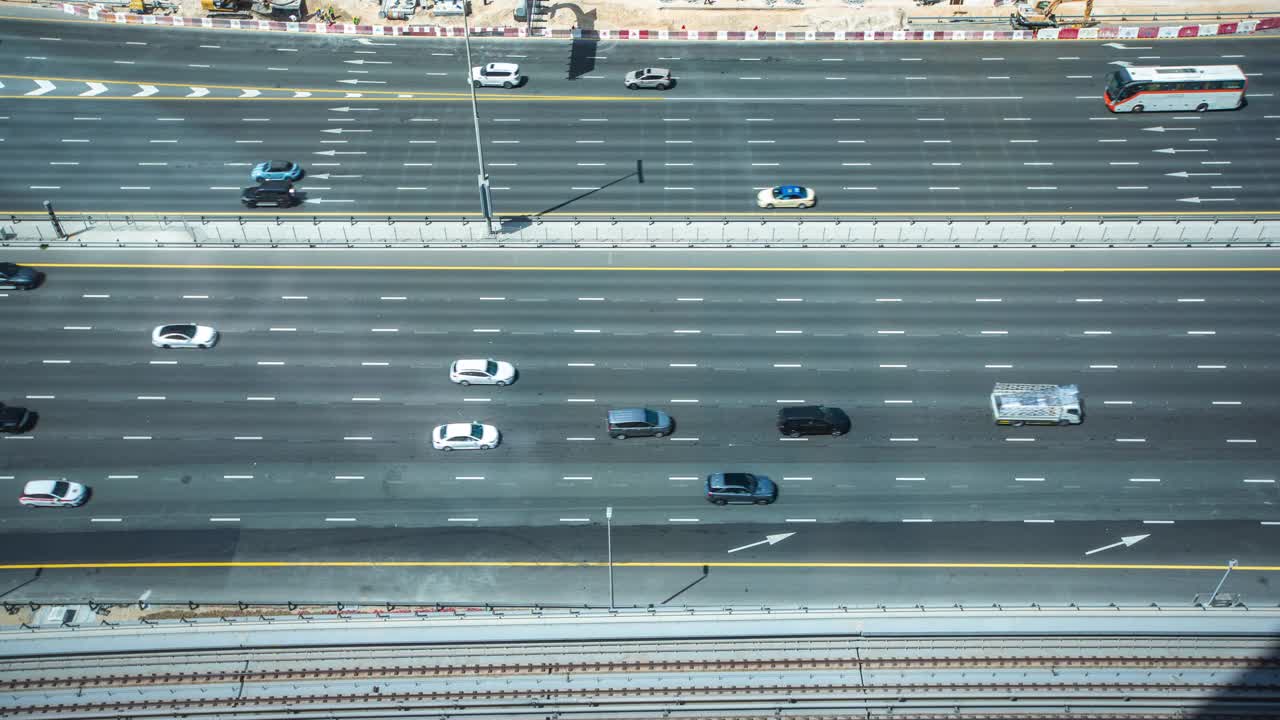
[1223,80,1245,90]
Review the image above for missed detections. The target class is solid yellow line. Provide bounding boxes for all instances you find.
[19,263,1280,272]
[0,560,1273,571]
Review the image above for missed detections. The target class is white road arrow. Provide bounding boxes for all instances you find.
[344,59,392,65]
[134,85,159,97]
[321,128,373,134]
[1107,60,1133,68]
[240,89,261,98]
[1177,197,1236,204]
[1143,126,1196,133]
[293,91,312,98]
[1153,147,1208,154]
[1165,171,1222,178]
[79,82,107,97]
[305,198,356,204]
[313,150,368,156]
[337,78,386,85]
[329,106,379,112]
[309,173,365,180]
[187,87,209,98]
[728,532,796,554]
[1084,533,1150,556]
[26,80,56,96]
[1102,42,1151,49]
[356,38,396,46]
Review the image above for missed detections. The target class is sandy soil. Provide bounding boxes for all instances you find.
[148,0,1275,31]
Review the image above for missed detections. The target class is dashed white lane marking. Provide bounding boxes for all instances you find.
[1244,478,1275,484]
[210,518,240,522]
[1015,477,1045,482]
[1103,400,1132,405]
[880,364,908,368]
[1115,438,1146,443]
[91,518,123,523]
[889,437,919,442]
[1226,438,1257,444]
[1090,364,1118,369]
[985,364,1013,369]
[1128,478,1161,483]
[325,517,357,522]
[234,436,263,441]
[884,400,913,404]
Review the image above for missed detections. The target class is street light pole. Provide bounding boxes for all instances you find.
[461,7,498,234]
[606,506,614,609]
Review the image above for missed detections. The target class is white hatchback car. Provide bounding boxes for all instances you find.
[19,479,89,508]
[450,358,517,386]
[152,324,219,349]
[471,62,524,88]
[433,422,501,451]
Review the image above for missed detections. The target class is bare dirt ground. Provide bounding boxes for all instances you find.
[148,0,1274,31]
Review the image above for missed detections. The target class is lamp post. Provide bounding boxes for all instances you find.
[43,200,66,239]
[461,5,499,234]
[606,506,615,609]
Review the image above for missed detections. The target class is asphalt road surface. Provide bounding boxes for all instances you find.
[0,248,1276,606]
[1,9,1277,215]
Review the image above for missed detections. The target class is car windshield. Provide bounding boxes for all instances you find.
[165,324,196,336]
[644,410,660,425]
[722,474,755,490]
[469,423,484,438]
[485,361,499,376]
[51,481,69,496]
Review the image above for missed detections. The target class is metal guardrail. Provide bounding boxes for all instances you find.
[909,8,1280,25]
[3,214,1278,247]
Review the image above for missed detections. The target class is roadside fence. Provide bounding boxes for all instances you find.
[3,215,1278,248]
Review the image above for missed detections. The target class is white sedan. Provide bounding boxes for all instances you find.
[450,358,517,386]
[19,479,89,508]
[433,422,501,451]
[471,62,524,88]
[152,324,219,349]
[756,184,817,209]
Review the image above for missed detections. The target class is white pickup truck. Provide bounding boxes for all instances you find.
[990,383,1082,426]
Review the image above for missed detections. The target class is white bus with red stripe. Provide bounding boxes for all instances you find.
[1104,65,1246,113]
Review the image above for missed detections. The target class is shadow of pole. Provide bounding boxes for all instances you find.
[660,565,710,605]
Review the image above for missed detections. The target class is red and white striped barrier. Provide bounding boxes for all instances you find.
[64,3,1280,41]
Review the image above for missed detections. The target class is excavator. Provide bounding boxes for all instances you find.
[1010,0,1095,29]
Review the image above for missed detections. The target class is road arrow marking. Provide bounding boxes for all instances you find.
[1143,126,1195,133]
[330,106,379,112]
[322,128,373,134]
[308,173,365,180]
[187,87,209,97]
[728,532,795,554]
[357,38,396,46]
[337,79,386,85]
[306,198,356,204]
[240,89,261,98]
[80,82,107,97]
[344,59,392,65]
[1177,197,1236,204]
[1085,533,1150,556]
[313,150,368,156]
[26,80,56,96]
[1102,43,1151,49]
[134,85,158,97]
[1153,147,1208,154]
[1165,171,1222,178]
[293,91,312,98]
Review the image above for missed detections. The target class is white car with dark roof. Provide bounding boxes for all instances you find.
[450,358,516,386]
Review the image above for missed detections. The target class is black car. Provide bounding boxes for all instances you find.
[0,262,41,290]
[241,180,297,208]
[777,405,851,437]
[705,472,777,505]
[0,404,33,434]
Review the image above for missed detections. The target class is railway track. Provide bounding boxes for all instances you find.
[3,637,1278,719]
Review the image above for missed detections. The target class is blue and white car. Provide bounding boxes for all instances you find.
[250,160,303,182]
[756,184,816,209]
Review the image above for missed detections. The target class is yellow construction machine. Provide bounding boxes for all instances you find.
[1010,0,1095,29]
[128,0,179,14]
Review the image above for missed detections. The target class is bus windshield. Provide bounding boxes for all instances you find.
[1105,69,1131,99]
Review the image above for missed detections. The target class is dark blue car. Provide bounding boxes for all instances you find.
[251,160,303,182]
[0,262,41,290]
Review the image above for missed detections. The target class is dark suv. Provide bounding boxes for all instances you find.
[777,405,850,437]
[0,404,33,434]
[0,262,42,290]
[607,408,673,439]
[705,472,776,505]
[241,180,297,208]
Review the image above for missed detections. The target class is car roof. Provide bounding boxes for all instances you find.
[779,185,804,193]
[265,160,292,170]
[443,422,477,435]
[255,180,293,191]
[455,358,491,371]
[607,408,650,423]
[22,480,60,494]
[486,62,519,72]
[0,262,19,273]
[780,405,825,419]
[646,68,670,75]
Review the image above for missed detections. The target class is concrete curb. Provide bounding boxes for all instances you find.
[57,2,1280,41]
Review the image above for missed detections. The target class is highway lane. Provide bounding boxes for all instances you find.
[1,256,1278,535]
[1,14,1277,214]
